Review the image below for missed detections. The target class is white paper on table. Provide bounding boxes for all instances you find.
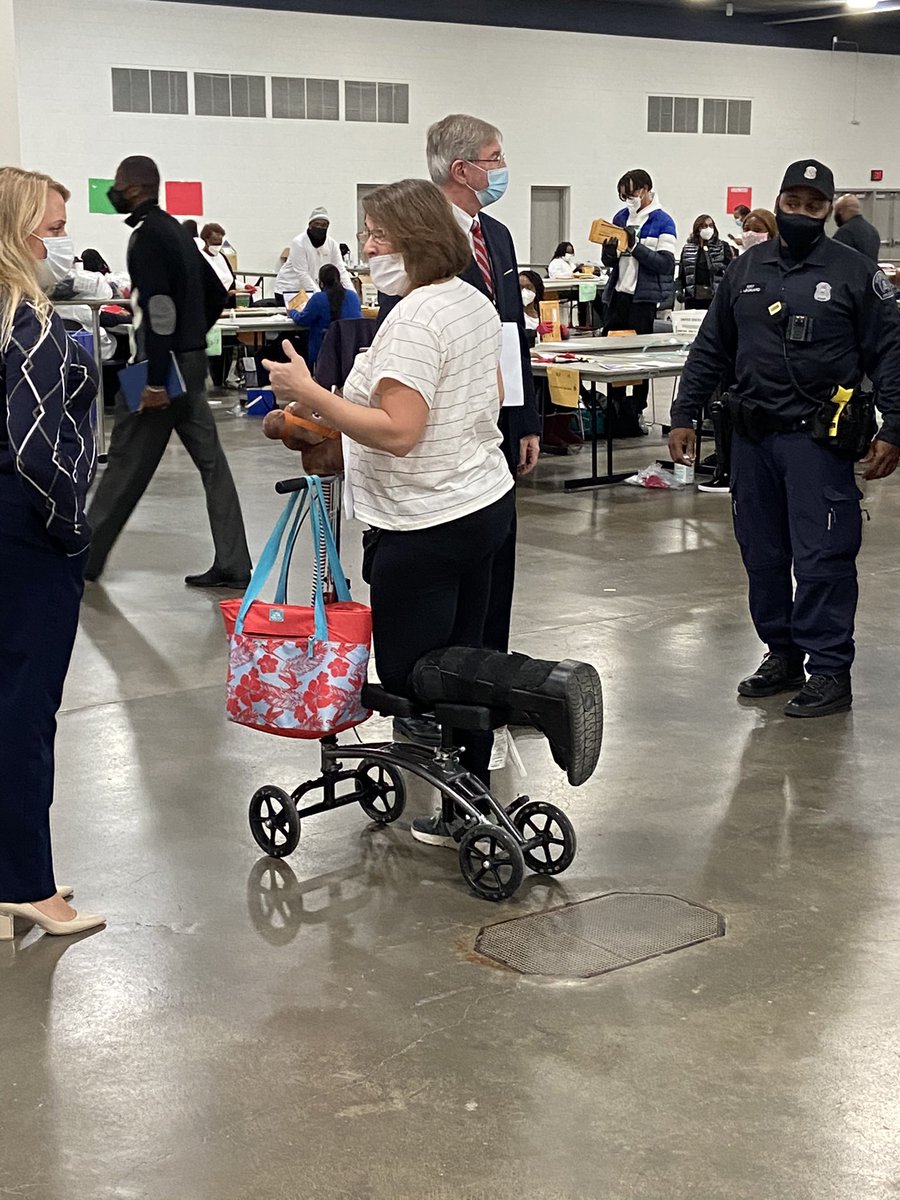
[499,322,525,408]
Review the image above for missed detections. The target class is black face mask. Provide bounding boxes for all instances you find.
[107,186,132,215]
[776,211,826,259]
[307,226,327,248]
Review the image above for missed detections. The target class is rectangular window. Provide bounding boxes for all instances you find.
[345,80,377,123]
[150,70,188,115]
[703,98,727,135]
[704,97,752,136]
[273,77,339,121]
[673,97,699,133]
[306,78,340,121]
[112,68,187,114]
[648,95,698,134]
[272,76,306,119]
[377,82,409,124]
[195,72,266,118]
[727,99,752,136]
[345,81,408,124]
[112,68,151,113]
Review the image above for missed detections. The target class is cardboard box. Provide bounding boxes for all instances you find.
[589,218,629,250]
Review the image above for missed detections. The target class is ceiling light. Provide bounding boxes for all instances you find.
[845,0,878,10]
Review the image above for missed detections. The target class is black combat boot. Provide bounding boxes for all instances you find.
[783,673,852,718]
[737,651,806,698]
[411,647,603,786]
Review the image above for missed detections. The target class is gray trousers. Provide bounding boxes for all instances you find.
[85,349,251,579]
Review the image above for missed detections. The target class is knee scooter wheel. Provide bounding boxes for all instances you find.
[355,762,407,824]
[512,801,577,875]
[249,785,300,857]
[458,824,525,901]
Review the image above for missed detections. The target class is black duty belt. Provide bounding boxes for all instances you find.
[726,393,815,442]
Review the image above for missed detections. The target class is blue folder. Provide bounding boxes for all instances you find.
[118,356,187,412]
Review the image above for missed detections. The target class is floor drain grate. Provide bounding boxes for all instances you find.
[475,892,725,978]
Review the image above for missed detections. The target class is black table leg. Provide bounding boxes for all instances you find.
[564,379,633,489]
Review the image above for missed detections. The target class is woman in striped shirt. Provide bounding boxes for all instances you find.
[264,179,515,837]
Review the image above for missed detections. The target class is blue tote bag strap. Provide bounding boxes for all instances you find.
[273,492,313,604]
[234,489,309,634]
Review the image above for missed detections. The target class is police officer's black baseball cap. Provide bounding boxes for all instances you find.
[779,159,835,201]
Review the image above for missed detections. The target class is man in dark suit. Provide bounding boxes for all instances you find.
[833,194,881,265]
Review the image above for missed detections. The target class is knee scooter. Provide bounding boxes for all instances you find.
[246,476,602,901]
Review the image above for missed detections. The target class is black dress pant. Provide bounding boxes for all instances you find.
[85,350,251,579]
[730,432,863,674]
[369,490,516,782]
[604,292,657,414]
[0,477,85,902]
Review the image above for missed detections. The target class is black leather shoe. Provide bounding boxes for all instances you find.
[784,673,852,718]
[737,652,805,698]
[184,568,251,590]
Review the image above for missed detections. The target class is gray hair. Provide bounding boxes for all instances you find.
[426,113,503,185]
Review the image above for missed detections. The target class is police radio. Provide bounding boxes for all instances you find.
[771,301,876,460]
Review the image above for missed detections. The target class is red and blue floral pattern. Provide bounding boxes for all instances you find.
[221,599,372,739]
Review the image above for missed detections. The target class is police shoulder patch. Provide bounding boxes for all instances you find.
[873,270,895,301]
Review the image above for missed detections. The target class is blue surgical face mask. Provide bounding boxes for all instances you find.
[469,164,509,208]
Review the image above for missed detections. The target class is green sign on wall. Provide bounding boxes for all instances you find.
[88,178,116,215]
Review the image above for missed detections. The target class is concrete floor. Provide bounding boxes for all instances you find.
[2,408,899,1200]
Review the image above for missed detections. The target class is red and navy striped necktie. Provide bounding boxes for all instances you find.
[471,218,494,299]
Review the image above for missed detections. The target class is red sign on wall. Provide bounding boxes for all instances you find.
[726,187,752,214]
[165,180,203,217]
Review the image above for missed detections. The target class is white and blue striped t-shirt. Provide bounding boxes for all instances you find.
[342,277,513,532]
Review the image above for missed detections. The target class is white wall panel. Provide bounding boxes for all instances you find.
[13,0,900,271]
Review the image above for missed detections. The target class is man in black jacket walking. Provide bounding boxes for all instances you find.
[85,156,251,587]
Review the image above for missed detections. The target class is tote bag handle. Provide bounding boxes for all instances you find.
[234,475,352,639]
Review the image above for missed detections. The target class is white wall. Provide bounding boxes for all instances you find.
[0,0,21,164]
[13,0,900,272]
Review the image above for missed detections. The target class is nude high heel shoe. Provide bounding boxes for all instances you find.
[0,903,106,940]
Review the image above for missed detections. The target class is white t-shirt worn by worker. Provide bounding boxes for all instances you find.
[342,277,513,533]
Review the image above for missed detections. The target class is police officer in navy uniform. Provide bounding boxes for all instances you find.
[669,159,900,718]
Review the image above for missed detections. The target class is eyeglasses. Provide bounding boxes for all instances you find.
[468,153,506,166]
[357,228,390,247]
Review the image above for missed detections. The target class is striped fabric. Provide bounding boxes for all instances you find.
[342,277,512,532]
[1,303,98,554]
[471,218,494,299]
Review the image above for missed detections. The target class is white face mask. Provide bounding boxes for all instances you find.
[207,243,222,255]
[521,288,536,308]
[625,196,643,216]
[741,230,769,251]
[699,227,714,242]
[564,252,576,263]
[33,234,75,289]
[368,252,411,297]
